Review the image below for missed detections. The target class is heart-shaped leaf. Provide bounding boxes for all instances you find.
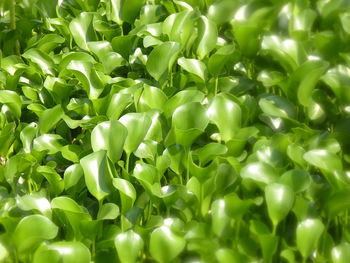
[150,223,186,262]
[177,57,208,81]
[33,241,91,263]
[296,218,325,260]
[332,243,350,263]
[146,42,181,82]
[69,12,97,50]
[80,151,114,201]
[119,112,152,154]
[265,183,295,229]
[13,215,58,254]
[207,94,241,141]
[114,230,144,263]
[91,120,128,163]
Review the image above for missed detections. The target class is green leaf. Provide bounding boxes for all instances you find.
[240,162,279,185]
[172,102,209,147]
[177,57,207,81]
[289,9,317,40]
[208,45,235,77]
[109,0,143,24]
[61,145,83,163]
[66,60,105,99]
[119,112,152,154]
[37,166,64,196]
[33,134,66,154]
[150,222,186,263]
[0,90,22,120]
[332,243,350,263]
[195,16,218,59]
[207,94,241,141]
[13,215,58,254]
[51,196,91,240]
[162,10,195,48]
[211,199,231,237]
[22,48,56,76]
[265,183,294,228]
[80,151,114,201]
[133,163,162,197]
[112,178,136,213]
[321,65,350,106]
[324,188,350,219]
[294,60,329,107]
[296,218,324,260]
[279,170,311,193]
[17,193,52,218]
[173,102,208,131]
[340,12,350,34]
[33,241,91,263]
[135,85,167,112]
[164,90,205,118]
[261,35,305,72]
[69,12,97,50]
[114,230,144,263]
[259,95,296,119]
[64,164,84,191]
[97,203,120,220]
[87,41,125,73]
[304,149,343,172]
[91,120,128,163]
[111,35,137,59]
[146,42,181,81]
[39,105,64,134]
[107,93,133,120]
[208,0,238,24]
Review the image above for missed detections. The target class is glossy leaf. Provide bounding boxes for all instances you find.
[332,243,350,263]
[80,151,114,201]
[304,149,343,173]
[265,183,294,227]
[240,162,279,185]
[91,120,128,163]
[279,170,311,193]
[13,215,58,253]
[119,112,152,154]
[66,60,105,99]
[0,90,22,120]
[33,241,91,263]
[195,16,218,59]
[33,134,66,154]
[69,12,96,50]
[296,218,325,260]
[112,178,136,213]
[114,230,144,263]
[98,203,120,220]
[87,41,126,74]
[177,57,207,81]
[146,42,181,81]
[150,223,186,262]
[207,94,241,141]
[39,105,64,134]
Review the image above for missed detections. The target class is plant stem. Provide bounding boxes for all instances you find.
[272,223,277,236]
[186,150,190,184]
[10,0,16,31]
[125,153,130,175]
[9,0,20,55]
[214,77,218,96]
[169,71,173,88]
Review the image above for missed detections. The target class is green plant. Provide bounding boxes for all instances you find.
[1,0,350,262]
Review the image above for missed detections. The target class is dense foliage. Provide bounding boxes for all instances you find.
[1,0,350,262]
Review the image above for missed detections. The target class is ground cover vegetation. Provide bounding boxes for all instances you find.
[1,0,350,262]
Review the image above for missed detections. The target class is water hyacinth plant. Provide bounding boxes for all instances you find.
[1,0,350,262]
